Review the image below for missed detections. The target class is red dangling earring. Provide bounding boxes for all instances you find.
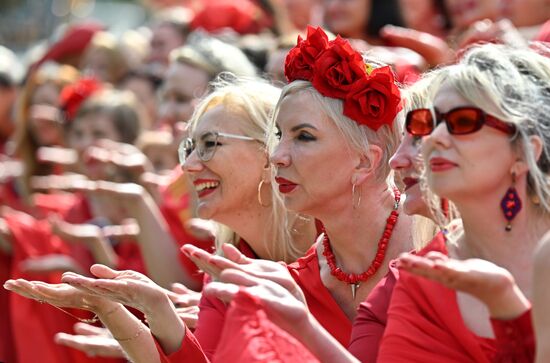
[500,172,522,232]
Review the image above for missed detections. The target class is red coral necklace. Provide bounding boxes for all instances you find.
[322,188,401,299]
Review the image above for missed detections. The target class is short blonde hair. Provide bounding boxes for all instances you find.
[272,79,403,185]
[187,74,306,262]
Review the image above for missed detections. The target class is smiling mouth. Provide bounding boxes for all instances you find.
[194,181,220,198]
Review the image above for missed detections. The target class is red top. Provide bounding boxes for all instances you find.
[377,236,535,363]
[287,244,352,347]
[156,241,352,362]
[349,232,445,362]
[212,289,319,362]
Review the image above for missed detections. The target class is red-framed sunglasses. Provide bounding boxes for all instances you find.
[405,107,517,136]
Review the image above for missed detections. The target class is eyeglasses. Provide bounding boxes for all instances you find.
[405,107,517,136]
[178,131,258,164]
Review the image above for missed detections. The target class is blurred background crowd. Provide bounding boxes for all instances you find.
[0,0,548,362]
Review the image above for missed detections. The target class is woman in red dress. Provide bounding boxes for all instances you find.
[377,43,550,363]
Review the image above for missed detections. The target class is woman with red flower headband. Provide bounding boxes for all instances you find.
[178,25,414,360]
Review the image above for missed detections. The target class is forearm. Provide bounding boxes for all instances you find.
[294,314,359,363]
[132,193,199,290]
[144,293,186,355]
[96,302,161,363]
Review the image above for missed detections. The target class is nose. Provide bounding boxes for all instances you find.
[270,140,291,168]
[182,148,204,174]
[422,121,451,157]
[389,137,414,172]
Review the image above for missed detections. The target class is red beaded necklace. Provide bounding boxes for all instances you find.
[322,188,401,299]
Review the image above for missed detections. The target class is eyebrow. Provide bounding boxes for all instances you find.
[290,123,317,132]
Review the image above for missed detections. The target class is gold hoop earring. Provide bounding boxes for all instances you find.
[258,180,271,207]
[352,183,361,209]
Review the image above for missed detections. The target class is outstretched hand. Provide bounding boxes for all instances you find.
[3,278,114,313]
[397,252,530,319]
[62,264,172,315]
[205,268,309,336]
[183,243,306,303]
[55,323,125,358]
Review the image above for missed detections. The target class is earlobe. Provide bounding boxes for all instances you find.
[511,135,544,176]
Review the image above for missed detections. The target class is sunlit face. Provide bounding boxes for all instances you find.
[67,112,121,154]
[157,62,209,131]
[399,0,446,36]
[323,0,371,39]
[183,105,265,222]
[29,82,64,146]
[421,82,515,202]
[270,91,359,217]
[148,23,185,66]
[444,0,499,29]
[81,49,112,83]
[283,0,320,30]
[120,76,157,129]
[389,132,429,217]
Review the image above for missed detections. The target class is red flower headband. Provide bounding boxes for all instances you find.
[284,26,402,131]
[59,77,103,122]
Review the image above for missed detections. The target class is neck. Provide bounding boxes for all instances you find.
[320,184,404,274]
[454,193,550,297]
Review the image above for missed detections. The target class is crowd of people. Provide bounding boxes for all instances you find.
[0,0,549,362]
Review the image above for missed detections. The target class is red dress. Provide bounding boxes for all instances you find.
[156,241,352,362]
[377,236,535,363]
[212,289,319,362]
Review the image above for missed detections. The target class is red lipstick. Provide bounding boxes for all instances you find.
[275,176,298,194]
[429,157,458,172]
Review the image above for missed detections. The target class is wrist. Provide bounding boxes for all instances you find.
[486,283,530,320]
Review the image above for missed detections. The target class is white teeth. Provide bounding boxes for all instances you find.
[195,181,220,192]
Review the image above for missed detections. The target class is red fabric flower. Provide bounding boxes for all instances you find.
[284,26,329,82]
[59,77,103,122]
[311,36,366,99]
[343,66,402,131]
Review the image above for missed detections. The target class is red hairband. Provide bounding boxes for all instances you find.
[59,77,103,122]
[284,26,402,131]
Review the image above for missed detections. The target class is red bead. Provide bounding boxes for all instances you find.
[321,187,400,286]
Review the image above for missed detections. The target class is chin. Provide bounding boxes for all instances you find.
[196,203,216,221]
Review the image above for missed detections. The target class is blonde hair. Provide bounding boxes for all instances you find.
[409,43,550,234]
[271,79,403,186]
[186,74,306,262]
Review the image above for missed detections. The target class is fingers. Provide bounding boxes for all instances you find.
[73,322,111,337]
[218,269,262,288]
[181,245,222,278]
[203,281,240,303]
[222,243,251,264]
[90,264,121,279]
[171,282,194,295]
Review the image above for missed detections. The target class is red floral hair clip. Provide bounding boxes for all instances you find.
[59,77,103,122]
[284,26,402,131]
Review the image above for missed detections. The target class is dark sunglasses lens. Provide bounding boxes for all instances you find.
[446,109,482,135]
[407,109,434,136]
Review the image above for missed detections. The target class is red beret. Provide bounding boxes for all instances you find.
[34,21,104,69]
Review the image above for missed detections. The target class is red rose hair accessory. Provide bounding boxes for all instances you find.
[59,77,103,122]
[284,26,402,131]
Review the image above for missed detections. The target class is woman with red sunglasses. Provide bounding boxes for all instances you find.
[376,43,550,362]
